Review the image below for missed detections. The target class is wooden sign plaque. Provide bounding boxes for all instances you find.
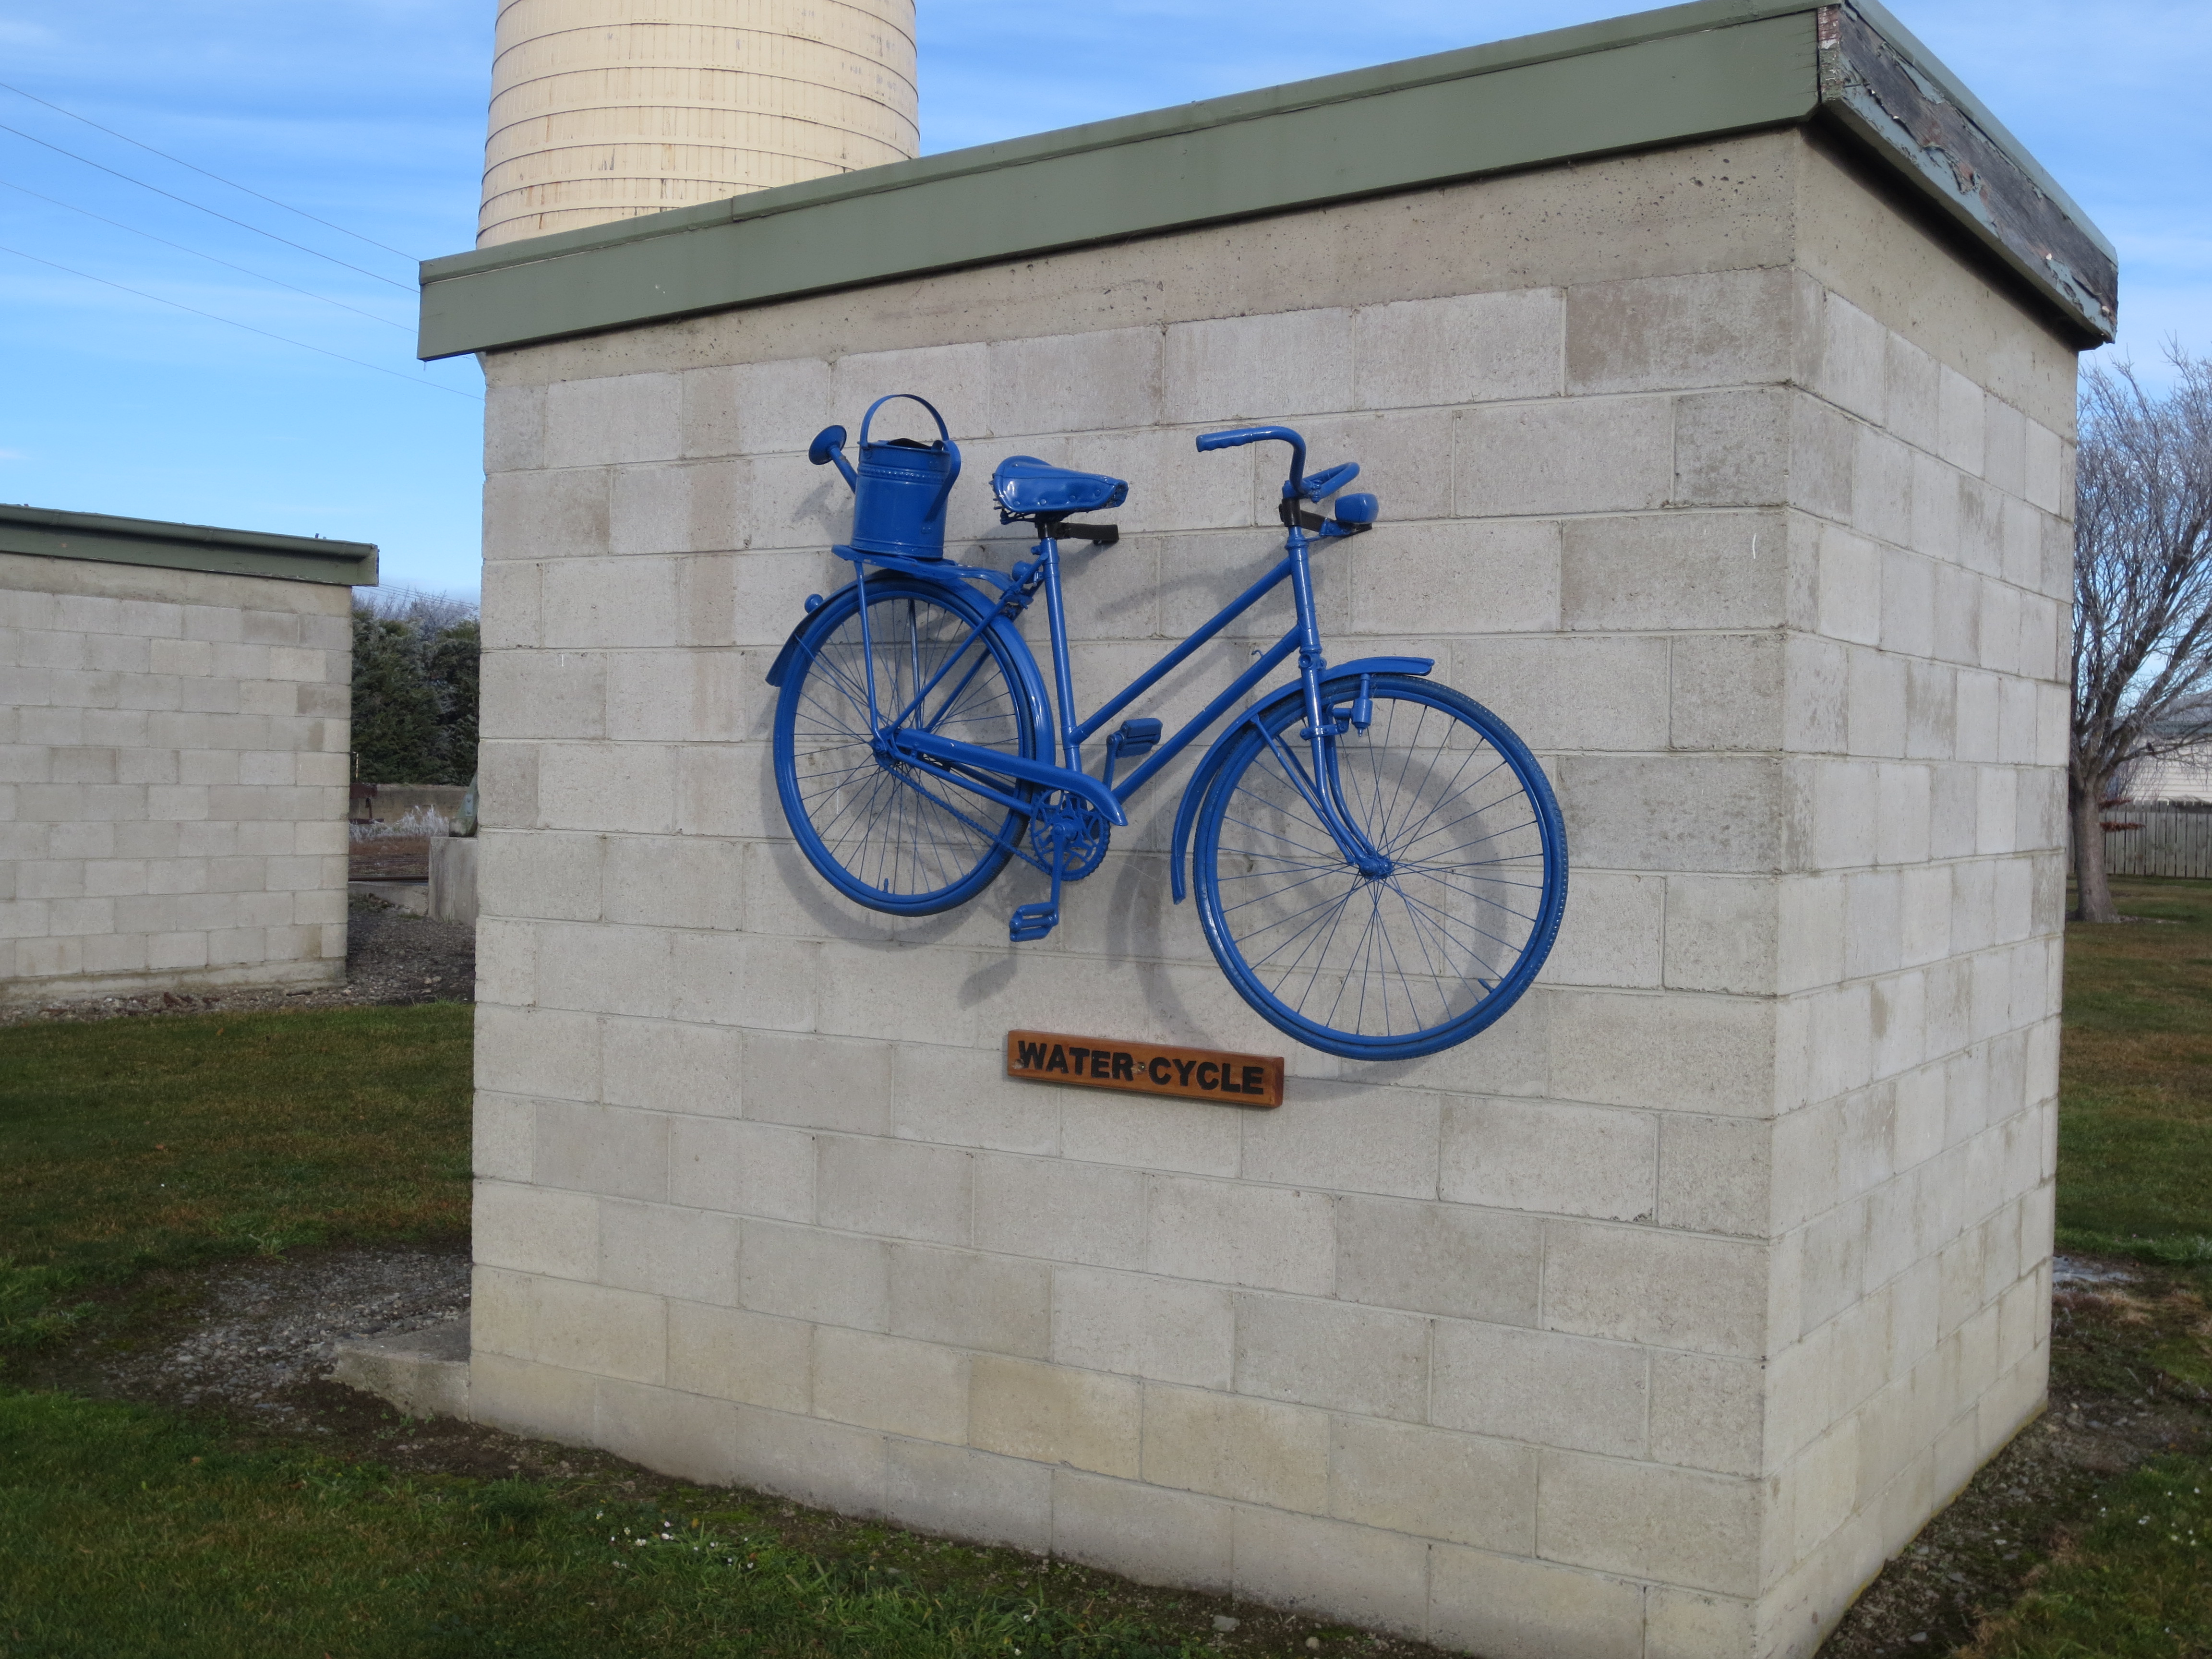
[1005,1029,1283,1107]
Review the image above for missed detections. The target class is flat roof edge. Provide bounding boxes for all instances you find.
[0,504,379,588]
[422,0,1815,287]
[419,0,2114,359]
[1816,5,2114,343]
[1840,0,2109,258]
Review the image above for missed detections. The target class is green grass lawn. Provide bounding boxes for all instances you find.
[0,1005,472,1350]
[1963,1456,2212,1658]
[5,892,2212,1659]
[0,1390,1187,1659]
[2056,877,2212,1268]
[0,1005,1230,1657]
[1957,876,2212,1659]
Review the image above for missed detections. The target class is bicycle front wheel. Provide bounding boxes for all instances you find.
[1191,674,1566,1060]
[773,576,1040,915]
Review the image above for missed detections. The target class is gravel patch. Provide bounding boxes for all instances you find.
[84,1245,472,1431]
[0,894,473,1027]
[2052,1253,2141,1286]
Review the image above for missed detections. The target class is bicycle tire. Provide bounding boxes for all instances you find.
[1191,674,1566,1060]
[773,575,1040,915]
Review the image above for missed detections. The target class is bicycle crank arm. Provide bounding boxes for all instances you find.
[888,729,1128,827]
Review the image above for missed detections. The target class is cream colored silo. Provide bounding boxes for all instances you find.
[480,0,919,248]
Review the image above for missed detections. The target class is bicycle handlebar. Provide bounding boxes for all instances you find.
[1195,425,1308,500]
[1194,425,1299,453]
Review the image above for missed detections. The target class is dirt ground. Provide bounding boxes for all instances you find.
[0,892,473,1027]
[33,1244,473,1433]
[1819,1259,2211,1658]
[13,1234,2203,1658]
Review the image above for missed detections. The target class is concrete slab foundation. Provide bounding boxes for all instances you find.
[332,1317,473,1421]
[429,836,480,925]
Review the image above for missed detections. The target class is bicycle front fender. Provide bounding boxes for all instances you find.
[1168,656,1433,903]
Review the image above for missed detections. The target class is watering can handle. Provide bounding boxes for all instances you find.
[860,394,962,516]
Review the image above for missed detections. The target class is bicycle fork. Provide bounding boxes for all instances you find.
[1281,529,1395,881]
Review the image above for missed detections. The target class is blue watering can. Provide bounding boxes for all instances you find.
[808,394,962,560]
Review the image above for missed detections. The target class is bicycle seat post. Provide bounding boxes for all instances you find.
[1031,522,1083,774]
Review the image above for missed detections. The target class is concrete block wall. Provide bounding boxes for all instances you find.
[1736,147,2074,1655]
[0,552,351,1000]
[468,126,2076,1659]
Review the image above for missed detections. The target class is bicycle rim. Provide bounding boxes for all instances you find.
[774,580,1037,914]
[1193,675,1566,1060]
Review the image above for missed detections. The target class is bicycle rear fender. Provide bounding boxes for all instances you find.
[764,574,1041,707]
[765,587,859,688]
[765,615,810,689]
[1168,656,1434,903]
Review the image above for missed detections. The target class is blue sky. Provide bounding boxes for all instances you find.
[1,0,2205,600]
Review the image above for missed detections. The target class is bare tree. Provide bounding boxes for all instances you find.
[2071,350,2212,921]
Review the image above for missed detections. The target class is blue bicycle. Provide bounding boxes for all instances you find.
[767,394,1567,1060]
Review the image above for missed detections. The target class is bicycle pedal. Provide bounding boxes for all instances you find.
[1112,718,1163,756]
[1009,902,1060,942]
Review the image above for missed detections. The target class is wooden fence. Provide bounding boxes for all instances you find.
[2104,806,2212,879]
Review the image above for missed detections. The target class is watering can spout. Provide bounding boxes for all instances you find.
[808,425,857,489]
[809,394,962,560]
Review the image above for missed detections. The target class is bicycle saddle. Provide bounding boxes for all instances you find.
[991,456,1129,518]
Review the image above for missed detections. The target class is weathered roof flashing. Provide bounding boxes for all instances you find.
[0,504,377,587]
[417,0,2114,361]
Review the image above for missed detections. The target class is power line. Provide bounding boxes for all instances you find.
[0,242,478,401]
[0,178,410,331]
[0,80,420,264]
[0,120,414,292]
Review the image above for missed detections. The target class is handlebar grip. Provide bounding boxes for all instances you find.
[1196,424,1297,452]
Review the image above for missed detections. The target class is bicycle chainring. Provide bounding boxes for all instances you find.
[1031,795,1112,881]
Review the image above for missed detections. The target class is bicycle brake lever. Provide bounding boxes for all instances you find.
[1292,461,1361,502]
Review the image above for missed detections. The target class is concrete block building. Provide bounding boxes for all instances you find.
[0,506,371,1003]
[424,3,2111,1653]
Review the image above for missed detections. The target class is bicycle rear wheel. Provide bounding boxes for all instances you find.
[1191,674,1566,1060]
[773,576,1040,914]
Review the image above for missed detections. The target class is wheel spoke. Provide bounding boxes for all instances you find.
[1196,683,1564,1057]
[1249,882,1360,977]
[1386,881,1511,976]
[777,584,1034,910]
[1231,874,1370,941]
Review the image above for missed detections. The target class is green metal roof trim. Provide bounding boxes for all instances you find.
[0,504,377,587]
[418,0,2116,361]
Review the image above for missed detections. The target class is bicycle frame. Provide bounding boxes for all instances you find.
[772,417,1570,1056]
[831,506,1395,880]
